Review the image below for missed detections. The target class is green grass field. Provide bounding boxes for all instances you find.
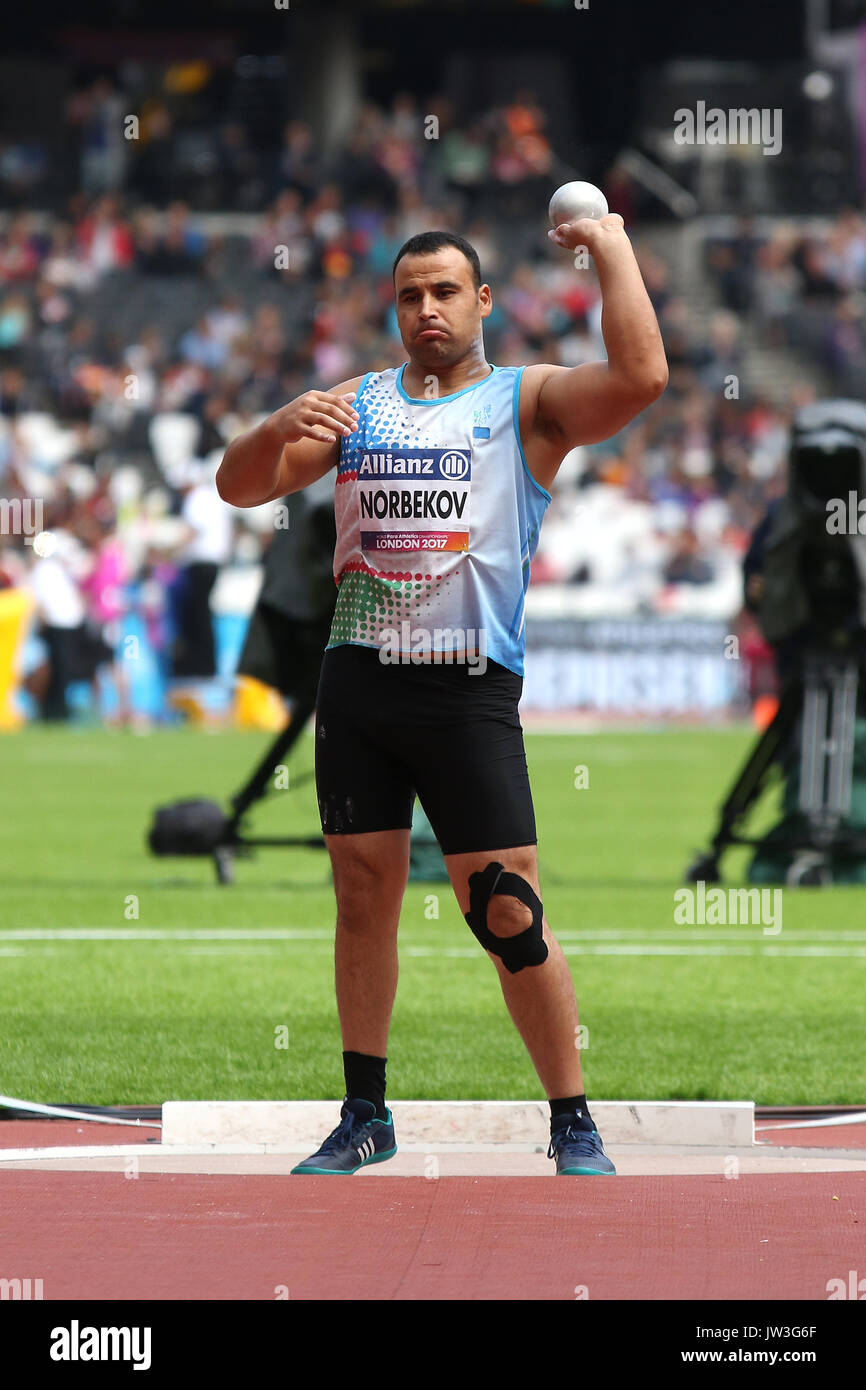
[1,724,864,1106]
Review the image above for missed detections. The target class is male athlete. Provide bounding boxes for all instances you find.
[217,212,667,1175]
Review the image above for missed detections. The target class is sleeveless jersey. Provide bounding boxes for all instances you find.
[326,362,551,677]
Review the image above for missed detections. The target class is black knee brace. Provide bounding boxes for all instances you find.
[464,861,548,973]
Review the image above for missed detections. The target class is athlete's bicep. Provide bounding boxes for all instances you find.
[534,361,657,448]
[264,441,338,501]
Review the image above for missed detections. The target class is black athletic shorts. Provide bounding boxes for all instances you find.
[314,643,537,855]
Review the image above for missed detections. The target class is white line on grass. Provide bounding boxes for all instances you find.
[1,931,865,959]
[566,944,866,958]
[179,946,284,955]
[405,945,866,959]
[5,927,866,942]
[0,929,335,940]
[556,929,866,942]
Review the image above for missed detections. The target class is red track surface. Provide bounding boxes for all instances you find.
[0,1121,158,1148]
[1,1170,863,1300]
[757,1124,866,1149]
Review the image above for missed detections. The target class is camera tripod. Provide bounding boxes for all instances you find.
[147,693,326,885]
[686,647,866,886]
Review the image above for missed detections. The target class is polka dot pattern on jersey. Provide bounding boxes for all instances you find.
[328,562,456,648]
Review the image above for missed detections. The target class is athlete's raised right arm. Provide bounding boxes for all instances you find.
[216,376,364,507]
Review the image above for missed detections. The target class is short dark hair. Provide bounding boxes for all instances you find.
[392,230,481,291]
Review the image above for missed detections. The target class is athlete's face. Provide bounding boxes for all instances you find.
[394,249,491,368]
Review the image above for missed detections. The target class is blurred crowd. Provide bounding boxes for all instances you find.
[706,212,866,392]
[1,81,856,722]
[3,71,558,215]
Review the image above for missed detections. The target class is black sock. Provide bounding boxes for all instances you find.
[549,1094,595,1131]
[343,1051,387,1120]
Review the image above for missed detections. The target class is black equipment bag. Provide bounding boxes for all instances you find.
[148,799,231,855]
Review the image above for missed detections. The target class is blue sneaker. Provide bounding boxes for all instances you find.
[548,1115,616,1175]
[290,1098,397,1174]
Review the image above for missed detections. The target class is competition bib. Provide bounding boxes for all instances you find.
[357,446,471,553]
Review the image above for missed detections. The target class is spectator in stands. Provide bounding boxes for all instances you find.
[752,229,799,343]
[123,324,165,415]
[41,221,92,293]
[192,393,231,459]
[438,116,490,210]
[0,292,31,355]
[179,315,228,371]
[0,214,43,283]
[714,216,761,314]
[698,311,744,393]
[791,233,839,300]
[132,102,176,207]
[824,209,866,292]
[167,462,233,688]
[823,295,866,382]
[205,295,249,353]
[0,365,30,414]
[276,120,319,201]
[27,525,92,720]
[332,128,396,208]
[217,121,266,210]
[662,528,715,586]
[67,77,128,195]
[133,201,205,275]
[76,506,132,724]
[75,195,134,280]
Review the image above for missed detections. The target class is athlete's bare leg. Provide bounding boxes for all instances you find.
[444,844,584,1099]
[325,829,411,1057]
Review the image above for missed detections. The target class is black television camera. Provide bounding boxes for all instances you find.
[688,399,866,886]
